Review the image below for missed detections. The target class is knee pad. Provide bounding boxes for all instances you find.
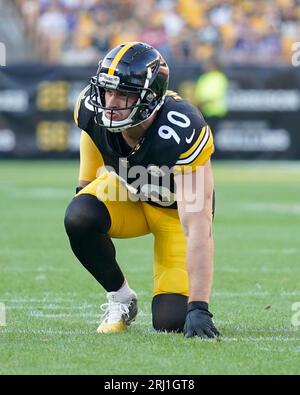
[64,194,111,236]
[152,293,188,332]
[155,268,189,296]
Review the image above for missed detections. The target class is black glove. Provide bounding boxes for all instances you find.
[184,301,220,339]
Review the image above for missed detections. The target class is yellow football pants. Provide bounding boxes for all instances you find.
[77,171,188,297]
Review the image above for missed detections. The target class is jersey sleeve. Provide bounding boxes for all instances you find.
[79,131,104,182]
[173,125,214,174]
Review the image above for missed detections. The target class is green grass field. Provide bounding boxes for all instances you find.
[0,160,300,375]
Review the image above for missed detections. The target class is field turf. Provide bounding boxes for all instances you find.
[0,160,299,375]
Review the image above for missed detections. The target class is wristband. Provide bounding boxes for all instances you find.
[187,301,209,313]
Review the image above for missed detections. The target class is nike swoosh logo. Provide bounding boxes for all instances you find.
[185,129,195,144]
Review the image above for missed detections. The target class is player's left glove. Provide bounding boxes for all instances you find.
[183,301,220,339]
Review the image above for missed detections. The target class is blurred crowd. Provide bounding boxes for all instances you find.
[15,0,300,65]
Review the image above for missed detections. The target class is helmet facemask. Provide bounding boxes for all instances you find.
[90,67,164,133]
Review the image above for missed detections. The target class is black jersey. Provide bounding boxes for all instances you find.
[74,86,214,208]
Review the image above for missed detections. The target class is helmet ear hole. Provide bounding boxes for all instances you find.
[145,91,155,103]
[141,108,150,119]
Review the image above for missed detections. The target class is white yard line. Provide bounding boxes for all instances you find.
[2,186,71,199]
[1,268,69,273]
[0,328,94,335]
[1,290,298,306]
[0,327,299,342]
[30,311,99,318]
[241,202,300,215]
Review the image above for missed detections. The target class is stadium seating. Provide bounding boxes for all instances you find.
[12,0,300,64]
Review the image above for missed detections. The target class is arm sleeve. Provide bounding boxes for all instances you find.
[79,131,104,182]
[173,125,214,174]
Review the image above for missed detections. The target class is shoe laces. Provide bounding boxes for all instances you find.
[100,301,130,324]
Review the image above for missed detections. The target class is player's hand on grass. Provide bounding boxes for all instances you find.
[184,302,220,339]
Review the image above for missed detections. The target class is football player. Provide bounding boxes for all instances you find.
[64,42,220,338]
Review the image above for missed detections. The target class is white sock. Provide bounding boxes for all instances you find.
[108,281,136,303]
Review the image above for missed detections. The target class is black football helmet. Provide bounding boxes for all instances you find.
[90,42,169,132]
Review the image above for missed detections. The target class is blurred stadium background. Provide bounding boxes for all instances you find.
[1,0,300,375]
[0,0,300,158]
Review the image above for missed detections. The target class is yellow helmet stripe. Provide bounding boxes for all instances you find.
[108,42,136,75]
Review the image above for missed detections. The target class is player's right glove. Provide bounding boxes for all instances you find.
[183,301,220,339]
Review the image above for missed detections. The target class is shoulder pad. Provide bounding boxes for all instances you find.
[165,90,184,102]
[176,125,213,167]
[161,96,207,146]
[158,97,214,170]
[74,85,94,131]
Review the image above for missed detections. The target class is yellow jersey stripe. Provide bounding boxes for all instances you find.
[176,126,210,165]
[108,42,136,75]
[74,85,90,126]
[179,126,207,160]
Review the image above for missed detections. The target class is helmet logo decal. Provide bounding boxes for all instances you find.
[98,73,120,89]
